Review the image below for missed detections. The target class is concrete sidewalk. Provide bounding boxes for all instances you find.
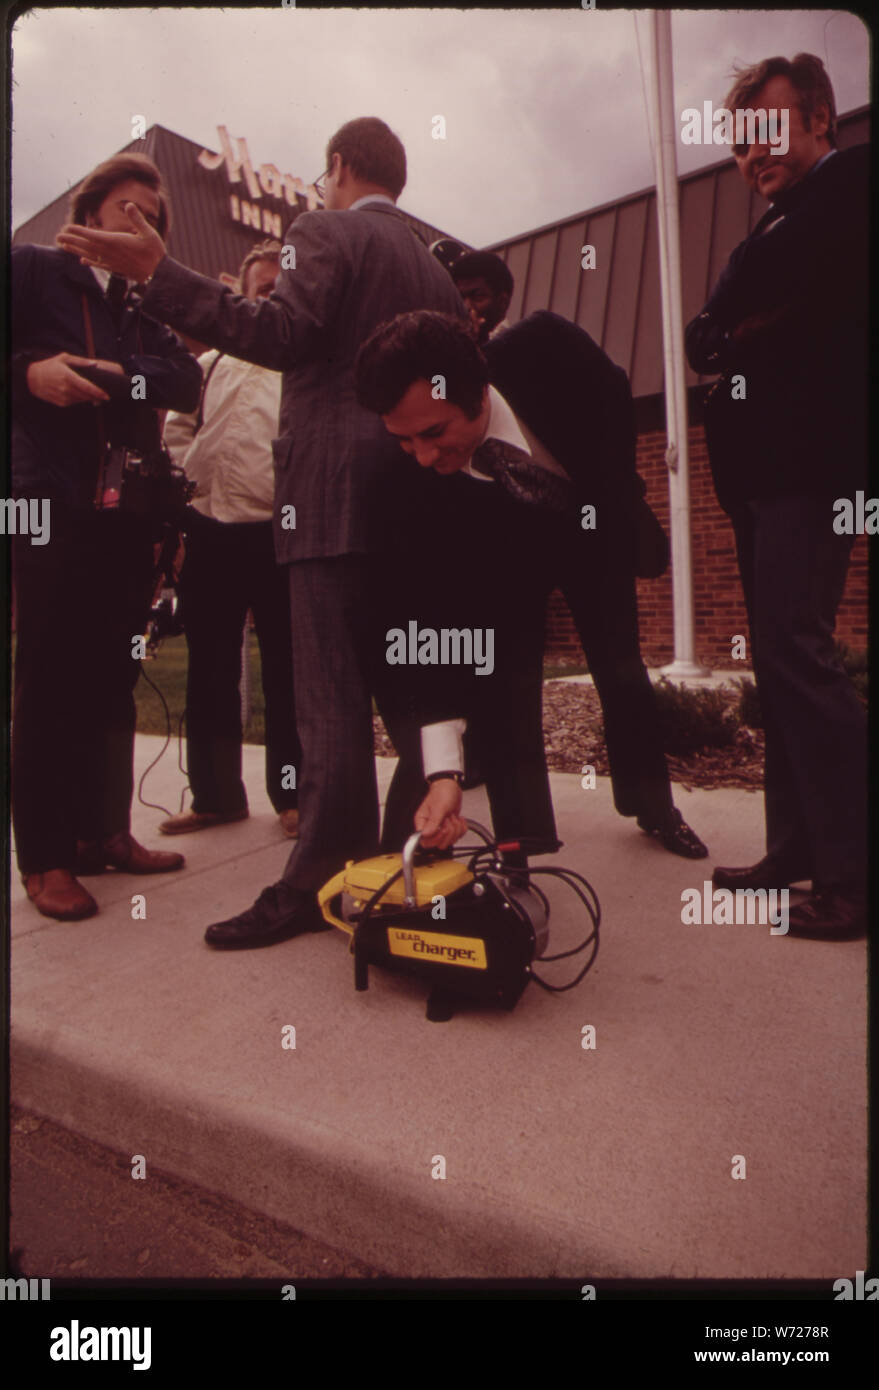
[10,735,867,1280]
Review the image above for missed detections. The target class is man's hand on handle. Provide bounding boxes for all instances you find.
[414,778,467,850]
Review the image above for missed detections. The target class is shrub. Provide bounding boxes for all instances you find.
[652,678,738,755]
[733,676,763,729]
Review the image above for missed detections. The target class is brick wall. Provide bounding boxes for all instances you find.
[546,423,869,669]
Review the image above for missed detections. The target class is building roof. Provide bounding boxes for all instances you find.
[484,106,869,399]
[12,123,467,282]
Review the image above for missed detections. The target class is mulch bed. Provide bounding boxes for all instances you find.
[374,679,767,793]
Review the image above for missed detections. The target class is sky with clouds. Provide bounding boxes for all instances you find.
[10,6,870,247]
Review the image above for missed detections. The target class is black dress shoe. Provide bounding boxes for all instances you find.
[712,854,811,892]
[786,890,866,941]
[204,882,330,950]
[637,809,708,859]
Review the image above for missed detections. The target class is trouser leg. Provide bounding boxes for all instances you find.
[12,520,85,873]
[279,556,381,893]
[560,536,673,823]
[75,515,155,840]
[246,523,301,813]
[178,510,249,815]
[734,494,866,890]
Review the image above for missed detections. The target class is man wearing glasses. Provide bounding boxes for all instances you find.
[685,54,868,940]
[58,117,466,948]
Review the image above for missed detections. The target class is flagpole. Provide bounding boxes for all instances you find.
[646,10,710,678]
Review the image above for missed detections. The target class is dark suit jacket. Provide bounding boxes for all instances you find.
[684,145,868,511]
[374,450,558,730]
[483,311,640,521]
[12,246,202,512]
[140,202,466,563]
[482,310,644,581]
[374,450,559,853]
[378,312,643,726]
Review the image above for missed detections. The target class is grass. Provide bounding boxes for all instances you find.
[135,636,865,749]
[136,639,588,744]
[134,632,267,745]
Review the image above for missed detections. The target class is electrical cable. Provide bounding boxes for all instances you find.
[134,662,180,818]
[343,824,600,994]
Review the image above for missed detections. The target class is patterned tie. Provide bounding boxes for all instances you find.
[470,436,574,513]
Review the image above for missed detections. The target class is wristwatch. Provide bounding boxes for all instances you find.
[426,771,464,787]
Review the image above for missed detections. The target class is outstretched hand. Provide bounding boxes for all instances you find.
[56,203,166,285]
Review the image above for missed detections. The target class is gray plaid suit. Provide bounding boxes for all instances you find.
[143,201,466,892]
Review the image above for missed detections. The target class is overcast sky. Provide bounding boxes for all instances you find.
[10,6,870,247]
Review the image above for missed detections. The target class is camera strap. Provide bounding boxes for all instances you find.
[81,292,108,508]
[194,352,225,435]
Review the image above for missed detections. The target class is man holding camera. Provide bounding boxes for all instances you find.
[12,153,202,921]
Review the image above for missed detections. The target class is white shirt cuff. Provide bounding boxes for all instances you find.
[421,719,466,779]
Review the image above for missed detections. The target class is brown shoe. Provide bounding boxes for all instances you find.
[76,831,185,876]
[158,809,249,835]
[24,869,98,921]
[279,809,300,839]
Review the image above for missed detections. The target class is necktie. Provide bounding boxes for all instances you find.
[470,436,574,513]
[105,273,129,332]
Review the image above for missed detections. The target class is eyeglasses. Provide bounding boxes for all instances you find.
[313,167,331,200]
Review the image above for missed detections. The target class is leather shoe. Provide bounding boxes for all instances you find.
[205,881,329,949]
[786,890,866,941]
[24,869,98,921]
[279,809,300,839]
[76,831,184,875]
[159,809,248,835]
[712,854,811,892]
[637,809,708,858]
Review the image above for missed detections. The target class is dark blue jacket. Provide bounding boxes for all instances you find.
[483,310,640,521]
[12,245,202,511]
[684,145,868,511]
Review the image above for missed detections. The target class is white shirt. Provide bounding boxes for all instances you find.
[90,265,132,294]
[162,350,282,523]
[349,194,397,212]
[464,385,570,482]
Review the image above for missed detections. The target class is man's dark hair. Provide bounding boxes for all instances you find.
[326,117,407,199]
[355,311,488,419]
[69,153,171,238]
[450,251,514,297]
[725,52,838,147]
[238,238,282,293]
